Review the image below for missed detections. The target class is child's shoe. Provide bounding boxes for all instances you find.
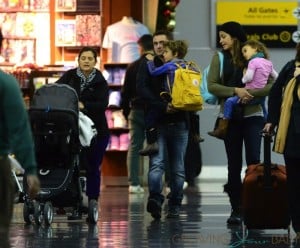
[207,119,229,140]
[128,185,145,194]
[192,134,205,143]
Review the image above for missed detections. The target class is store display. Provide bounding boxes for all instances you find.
[54,2,101,63]
[119,133,130,151]
[102,16,150,63]
[55,20,76,47]
[103,62,129,155]
[0,0,144,185]
[55,0,76,12]
[0,12,49,65]
[108,91,121,108]
[30,0,49,11]
[104,66,126,84]
[2,38,36,64]
[0,0,30,11]
[76,15,101,46]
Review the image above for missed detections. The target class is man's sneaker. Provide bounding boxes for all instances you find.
[226,209,242,225]
[183,182,188,190]
[165,186,171,195]
[147,199,162,219]
[128,185,145,194]
[166,206,180,218]
[165,186,171,199]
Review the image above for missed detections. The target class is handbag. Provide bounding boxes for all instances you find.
[78,111,98,147]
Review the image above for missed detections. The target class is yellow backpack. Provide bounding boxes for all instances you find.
[167,61,203,111]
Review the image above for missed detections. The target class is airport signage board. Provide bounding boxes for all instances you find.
[216,1,298,48]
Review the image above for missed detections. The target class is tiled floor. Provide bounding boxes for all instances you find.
[8,179,298,248]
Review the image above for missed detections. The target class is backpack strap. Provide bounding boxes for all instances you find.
[217,51,224,78]
[200,51,224,105]
[166,75,172,93]
[175,61,201,72]
[186,61,201,73]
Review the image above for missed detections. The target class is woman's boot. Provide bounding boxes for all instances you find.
[227,198,242,225]
[224,184,242,225]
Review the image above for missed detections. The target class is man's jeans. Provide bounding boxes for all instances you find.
[127,109,146,186]
[148,121,188,207]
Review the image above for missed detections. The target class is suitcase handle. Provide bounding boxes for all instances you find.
[260,131,274,190]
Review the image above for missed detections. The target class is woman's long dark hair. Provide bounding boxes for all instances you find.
[231,38,245,68]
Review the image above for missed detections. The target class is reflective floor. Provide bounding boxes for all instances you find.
[9,179,298,248]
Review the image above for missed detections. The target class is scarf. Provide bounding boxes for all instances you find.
[274,75,300,153]
[244,52,265,68]
[77,67,96,92]
[249,52,265,60]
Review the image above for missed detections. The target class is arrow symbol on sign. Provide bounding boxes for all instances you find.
[293,7,300,19]
[292,31,300,43]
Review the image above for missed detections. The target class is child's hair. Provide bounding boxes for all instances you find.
[163,40,188,59]
[242,39,269,60]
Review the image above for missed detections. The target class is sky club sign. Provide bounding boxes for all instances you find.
[216,1,298,48]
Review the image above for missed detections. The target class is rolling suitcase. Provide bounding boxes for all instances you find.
[242,132,290,230]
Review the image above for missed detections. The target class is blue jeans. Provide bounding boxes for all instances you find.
[223,96,240,119]
[224,116,264,200]
[224,96,267,120]
[148,121,188,207]
[127,109,146,186]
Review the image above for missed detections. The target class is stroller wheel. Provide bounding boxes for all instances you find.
[44,201,53,226]
[33,201,42,225]
[87,199,98,224]
[23,202,33,224]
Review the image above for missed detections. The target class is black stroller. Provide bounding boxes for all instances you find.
[24,83,98,225]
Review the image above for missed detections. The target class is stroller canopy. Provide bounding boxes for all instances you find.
[30,84,79,116]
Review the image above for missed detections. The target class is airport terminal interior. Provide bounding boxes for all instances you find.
[4,0,300,247]
[9,179,297,248]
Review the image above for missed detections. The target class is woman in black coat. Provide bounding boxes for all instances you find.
[56,47,109,219]
[264,43,300,234]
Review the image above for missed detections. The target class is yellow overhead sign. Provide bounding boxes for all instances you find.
[216,2,298,25]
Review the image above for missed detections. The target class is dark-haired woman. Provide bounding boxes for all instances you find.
[207,22,273,225]
[56,47,109,220]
